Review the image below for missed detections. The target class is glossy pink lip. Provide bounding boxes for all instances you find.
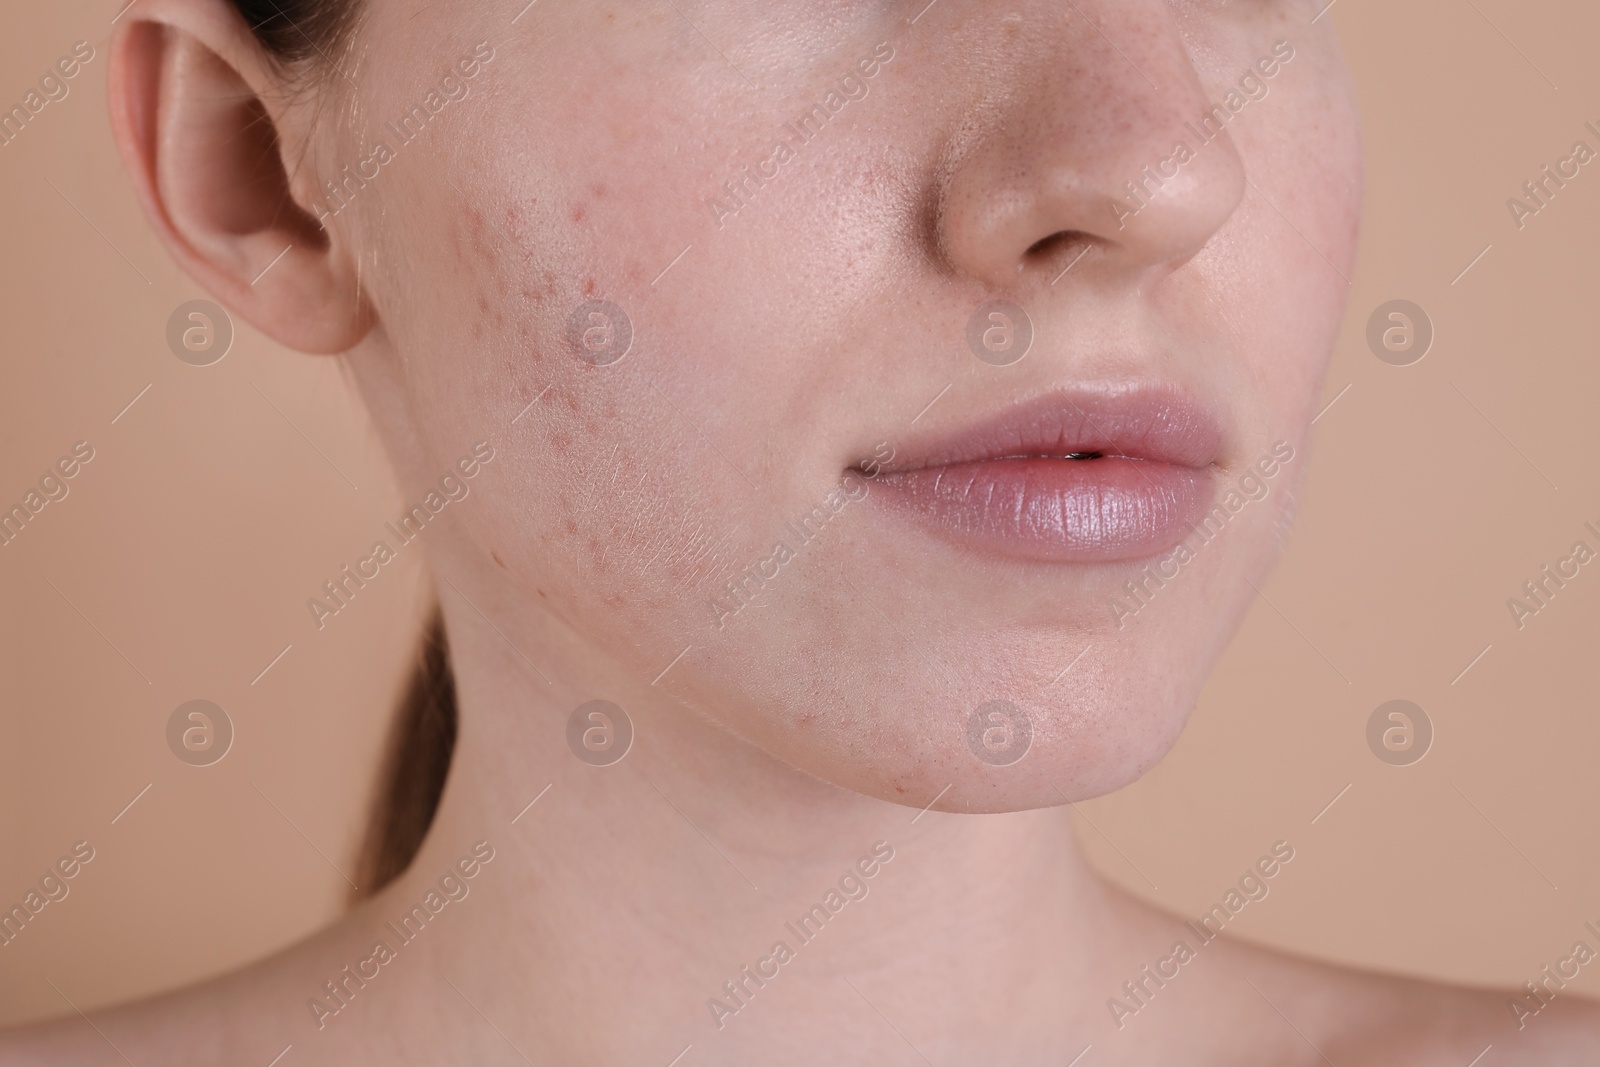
[860,385,1224,563]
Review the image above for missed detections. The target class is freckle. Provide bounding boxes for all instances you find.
[564,519,579,536]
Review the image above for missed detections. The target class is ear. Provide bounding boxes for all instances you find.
[108,0,371,354]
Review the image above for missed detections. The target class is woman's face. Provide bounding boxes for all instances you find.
[325,0,1361,811]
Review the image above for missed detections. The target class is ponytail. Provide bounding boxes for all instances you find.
[352,608,458,898]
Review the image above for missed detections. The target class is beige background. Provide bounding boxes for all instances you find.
[4,0,1599,1025]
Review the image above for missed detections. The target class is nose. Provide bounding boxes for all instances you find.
[937,0,1247,288]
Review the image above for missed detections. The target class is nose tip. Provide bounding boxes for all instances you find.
[1102,129,1249,265]
[934,4,1249,289]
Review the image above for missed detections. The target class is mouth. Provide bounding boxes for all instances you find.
[855,384,1224,564]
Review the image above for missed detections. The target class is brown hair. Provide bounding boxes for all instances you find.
[227,0,361,67]
[227,0,457,898]
[352,609,457,897]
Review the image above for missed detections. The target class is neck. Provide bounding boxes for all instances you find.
[379,571,1125,1065]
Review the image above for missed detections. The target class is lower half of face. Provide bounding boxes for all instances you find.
[346,0,1362,811]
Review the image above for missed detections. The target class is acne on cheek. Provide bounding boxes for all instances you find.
[505,498,729,650]
[406,166,719,618]
[486,329,803,636]
[493,387,696,595]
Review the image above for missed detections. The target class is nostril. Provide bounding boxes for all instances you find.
[1024,230,1086,260]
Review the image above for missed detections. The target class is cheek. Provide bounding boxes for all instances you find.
[1207,80,1361,434]
[365,90,791,673]
[458,362,777,683]
[486,397,720,595]
[403,116,900,653]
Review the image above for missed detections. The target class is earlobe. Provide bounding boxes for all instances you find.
[108,2,372,354]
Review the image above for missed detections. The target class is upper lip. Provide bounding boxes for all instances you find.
[868,383,1225,473]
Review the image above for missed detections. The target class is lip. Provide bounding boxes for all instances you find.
[858,384,1224,563]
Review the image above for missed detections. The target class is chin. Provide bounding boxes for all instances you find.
[743,634,1215,815]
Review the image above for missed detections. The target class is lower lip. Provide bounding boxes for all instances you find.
[867,456,1213,563]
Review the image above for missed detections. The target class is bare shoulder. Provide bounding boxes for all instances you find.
[0,975,240,1066]
[1096,885,1600,1065]
[0,899,408,1067]
[1206,928,1600,1066]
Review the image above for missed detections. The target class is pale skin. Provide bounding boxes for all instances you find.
[4,0,1598,1062]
